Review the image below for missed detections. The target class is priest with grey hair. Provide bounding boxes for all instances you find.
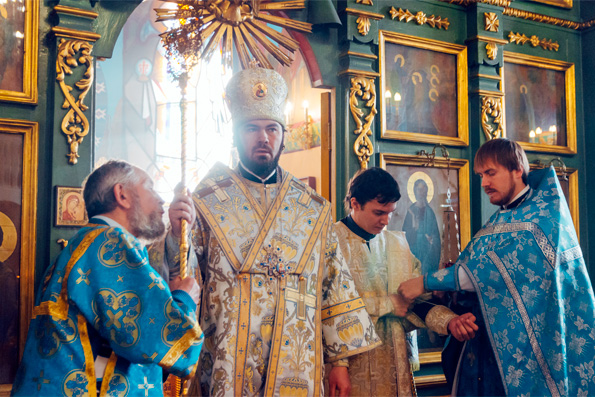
[12,160,203,396]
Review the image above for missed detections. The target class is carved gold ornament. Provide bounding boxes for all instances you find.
[356,0,373,5]
[444,1,595,30]
[485,42,498,60]
[508,32,559,51]
[356,16,371,35]
[481,96,503,140]
[389,7,450,30]
[445,0,511,7]
[155,0,312,72]
[484,12,499,32]
[502,7,580,29]
[56,39,94,165]
[349,77,377,169]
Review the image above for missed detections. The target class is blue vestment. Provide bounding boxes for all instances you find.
[11,220,203,396]
[425,167,595,396]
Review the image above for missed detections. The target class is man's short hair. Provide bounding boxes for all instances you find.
[474,138,530,184]
[344,167,401,212]
[83,160,139,218]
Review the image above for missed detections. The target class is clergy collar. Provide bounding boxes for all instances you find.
[340,215,377,242]
[238,161,278,184]
[501,185,531,210]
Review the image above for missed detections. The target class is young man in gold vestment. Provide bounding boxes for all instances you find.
[333,167,478,396]
[162,68,381,396]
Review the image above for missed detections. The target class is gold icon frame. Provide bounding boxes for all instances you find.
[379,31,469,146]
[0,118,38,395]
[0,0,38,104]
[503,51,576,154]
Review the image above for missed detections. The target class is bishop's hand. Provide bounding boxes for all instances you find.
[169,183,196,238]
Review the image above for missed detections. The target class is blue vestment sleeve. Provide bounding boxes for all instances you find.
[424,266,458,291]
[68,227,203,378]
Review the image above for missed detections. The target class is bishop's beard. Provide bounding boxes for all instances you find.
[237,137,284,178]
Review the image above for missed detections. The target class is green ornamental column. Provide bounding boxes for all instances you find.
[335,0,383,218]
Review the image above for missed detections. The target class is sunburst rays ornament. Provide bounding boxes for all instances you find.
[155,0,312,71]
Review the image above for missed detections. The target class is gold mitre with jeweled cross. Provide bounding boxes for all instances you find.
[225,67,288,128]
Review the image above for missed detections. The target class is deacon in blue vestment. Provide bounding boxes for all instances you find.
[11,160,203,397]
[399,138,595,396]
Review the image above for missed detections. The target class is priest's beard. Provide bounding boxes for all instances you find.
[128,192,166,241]
[238,137,284,178]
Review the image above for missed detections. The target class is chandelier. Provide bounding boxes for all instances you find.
[155,0,312,77]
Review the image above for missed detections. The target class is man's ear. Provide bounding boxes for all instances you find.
[113,183,133,209]
[350,197,361,211]
[512,168,524,183]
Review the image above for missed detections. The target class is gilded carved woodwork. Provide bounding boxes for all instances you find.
[481,96,504,140]
[484,12,499,32]
[508,32,559,51]
[444,0,511,7]
[502,7,580,29]
[56,39,94,165]
[345,8,383,36]
[356,16,371,35]
[581,19,595,30]
[442,0,595,30]
[389,7,450,30]
[53,4,99,19]
[338,69,380,78]
[485,42,498,60]
[356,0,374,5]
[349,77,377,169]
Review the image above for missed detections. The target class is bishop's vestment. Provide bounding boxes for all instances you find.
[334,219,457,396]
[164,164,381,396]
[12,220,204,397]
[425,167,595,395]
